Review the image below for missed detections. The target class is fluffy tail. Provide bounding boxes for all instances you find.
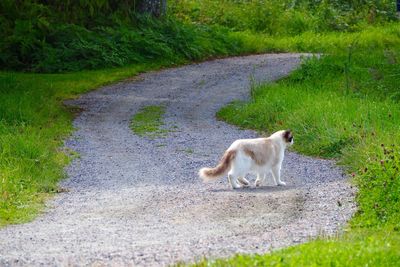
[199,150,236,182]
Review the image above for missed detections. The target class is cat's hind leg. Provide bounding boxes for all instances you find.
[255,173,266,187]
[270,170,278,186]
[271,166,286,186]
[228,172,242,189]
[238,176,250,187]
[229,152,251,189]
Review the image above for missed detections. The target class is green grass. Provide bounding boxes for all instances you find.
[1,3,400,263]
[210,24,400,266]
[194,230,400,266]
[1,5,245,72]
[1,23,399,230]
[170,0,396,35]
[229,23,400,54]
[1,1,399,264]
[0,62,169,226]
[2,1,398,73]
[130,105,168,139]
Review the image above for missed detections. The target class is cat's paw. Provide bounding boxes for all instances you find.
[229,180,242,189]
[255,179,261,187]
[277,181,286,186]
[238,178,250,187]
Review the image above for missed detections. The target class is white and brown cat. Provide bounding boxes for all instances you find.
[199,130,293,189]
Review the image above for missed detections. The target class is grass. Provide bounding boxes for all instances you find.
[228,23,400,54]
[2,1,395,73]
[170,0,396,35]
[1,1,399,264]
[209,24,400,266]
[1,5,400,263]
[0,23,273,226]
[0,61,169,226]
[1,8,245,72]
[1,22,399,229]
[130,105,168,139]
[194,230,400,266]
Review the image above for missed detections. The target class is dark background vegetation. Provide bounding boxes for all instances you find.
[0,0,240,72]
[0,0,397,72]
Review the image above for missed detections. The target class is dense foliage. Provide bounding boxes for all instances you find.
[0,0,243,72]
[171,0,397,34]
[1,0,398,72]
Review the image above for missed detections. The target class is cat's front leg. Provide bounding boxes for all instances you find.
[272,166,286,186]
[255,173,266,187]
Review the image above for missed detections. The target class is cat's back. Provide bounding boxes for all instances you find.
[228,137,271,150]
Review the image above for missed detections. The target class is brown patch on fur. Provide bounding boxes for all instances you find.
[242,139,278,166]
[243,147,265,165]
[201,150,236,179]
[283,129,293,143]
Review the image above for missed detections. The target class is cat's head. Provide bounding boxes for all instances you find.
[283,129,294,145]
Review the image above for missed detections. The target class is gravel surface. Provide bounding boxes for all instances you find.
[0,54,356,266]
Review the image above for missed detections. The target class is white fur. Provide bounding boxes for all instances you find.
[201,130,293,189]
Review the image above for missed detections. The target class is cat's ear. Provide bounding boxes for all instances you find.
[283,129,292,141]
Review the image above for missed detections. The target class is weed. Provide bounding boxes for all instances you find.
[130,105,168,139]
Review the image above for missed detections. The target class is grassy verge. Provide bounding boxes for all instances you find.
[208,24,400,266]
[195,230,400,266]
[229,23,400,54]
[130,105,168,138]
[0,62,171,226]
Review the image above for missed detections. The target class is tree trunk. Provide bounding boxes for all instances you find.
[138,0,166,17]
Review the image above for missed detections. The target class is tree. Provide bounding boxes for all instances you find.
[138,0,166,17]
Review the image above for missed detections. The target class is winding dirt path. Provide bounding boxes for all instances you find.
[0,54,355,266]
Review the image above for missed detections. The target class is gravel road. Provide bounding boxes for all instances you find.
[0,54,355,266]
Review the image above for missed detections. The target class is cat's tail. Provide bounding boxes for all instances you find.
[199,150,236,182]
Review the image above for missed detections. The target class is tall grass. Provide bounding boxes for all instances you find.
[170,0,397,35]
[1,0,397,72]
[228,23,400,54]
[0,15,244,72]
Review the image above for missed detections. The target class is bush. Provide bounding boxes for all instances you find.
[0,1,245,72]
[0,15,243,72]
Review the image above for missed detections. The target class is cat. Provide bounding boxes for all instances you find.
[199,130,293,189]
